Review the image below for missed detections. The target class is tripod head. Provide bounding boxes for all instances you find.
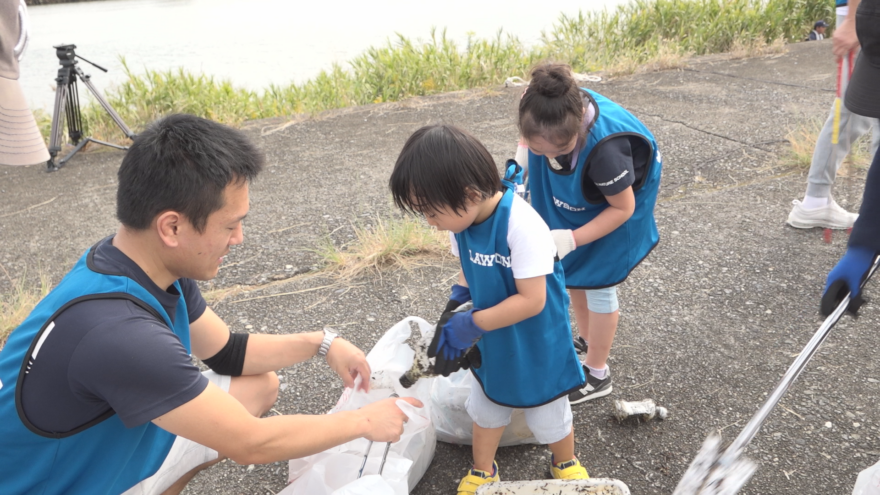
[53,43,107,73]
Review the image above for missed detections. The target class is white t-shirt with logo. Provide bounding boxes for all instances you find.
[450,194,556,280]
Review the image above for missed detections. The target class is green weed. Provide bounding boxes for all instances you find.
[42,0,833,146]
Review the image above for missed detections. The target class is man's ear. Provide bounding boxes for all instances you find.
[155,211,183,248]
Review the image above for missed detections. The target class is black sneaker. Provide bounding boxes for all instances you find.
[573,336,588,354]
[569,366,612,404]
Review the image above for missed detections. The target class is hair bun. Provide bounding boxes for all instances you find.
[530,64,575,98]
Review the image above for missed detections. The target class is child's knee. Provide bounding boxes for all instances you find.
[569,289,588,310]
[586,286,619,314]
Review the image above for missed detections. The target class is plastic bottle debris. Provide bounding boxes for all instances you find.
[613,399,669,422]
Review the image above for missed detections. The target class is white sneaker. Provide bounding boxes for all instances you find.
[786,199,858,229]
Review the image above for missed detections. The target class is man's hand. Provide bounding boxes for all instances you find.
[833,18,860,59]
[325,338,371,392]
[821,246,877,316]
[356,397,424,443]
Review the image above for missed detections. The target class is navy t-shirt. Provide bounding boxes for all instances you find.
[20,237,209,433]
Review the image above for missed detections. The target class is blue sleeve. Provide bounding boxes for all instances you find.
[849,150,880,251]
[68,308,208,428]
[179,278,207,323]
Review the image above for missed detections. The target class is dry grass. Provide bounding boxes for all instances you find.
[784,117,875,171]
[0,265,51,350]
[606,40,694,76]
[785,117,824,168]
[202,285,246,305]
[727,36,787,60]
[317,215,450,278]
[848,133,876,171]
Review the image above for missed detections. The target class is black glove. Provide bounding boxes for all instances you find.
[427,310,483,376]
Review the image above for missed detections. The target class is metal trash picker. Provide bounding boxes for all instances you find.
[674,255,880,495]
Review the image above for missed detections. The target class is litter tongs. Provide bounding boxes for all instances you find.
[356,393,399,479]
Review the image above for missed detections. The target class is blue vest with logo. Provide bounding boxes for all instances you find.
[528,89,662,289]
[456,172,584,408]
[0,243,191,495]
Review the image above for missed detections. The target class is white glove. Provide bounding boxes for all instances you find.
[550,229,577,260]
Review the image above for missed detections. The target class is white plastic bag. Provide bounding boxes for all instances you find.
[853,457,880,494]
[429,369,539,447]
[282,317,437,495]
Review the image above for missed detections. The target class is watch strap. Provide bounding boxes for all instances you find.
[318,327,337,357]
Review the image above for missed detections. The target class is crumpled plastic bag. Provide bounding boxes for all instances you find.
[281,317,437,495]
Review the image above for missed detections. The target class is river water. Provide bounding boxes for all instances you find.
[19,0,625,110]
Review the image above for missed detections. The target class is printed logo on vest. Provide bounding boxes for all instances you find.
[553,196,586,212]
[468,249,512,268]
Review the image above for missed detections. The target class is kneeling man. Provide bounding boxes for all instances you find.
[0,114,419,495]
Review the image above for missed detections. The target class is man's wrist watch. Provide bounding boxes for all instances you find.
[318,327,338,357]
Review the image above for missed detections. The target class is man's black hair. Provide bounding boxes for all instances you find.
[117,114,264,232]
[389,125,501,215]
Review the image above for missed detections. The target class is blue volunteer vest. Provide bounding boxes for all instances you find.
[528,89,662,289]
[0,243,191,495]
[457,170,584,408]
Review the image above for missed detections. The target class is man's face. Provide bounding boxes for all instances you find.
[175,182,249,281]
[817,26,826,35]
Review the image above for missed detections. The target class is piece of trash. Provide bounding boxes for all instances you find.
[613,399,668,422]
[399,302,474,388]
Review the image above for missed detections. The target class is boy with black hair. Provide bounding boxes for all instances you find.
[390,124,588,495]
[0,114,420,495]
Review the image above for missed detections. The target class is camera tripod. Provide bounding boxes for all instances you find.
[46,44,136,172]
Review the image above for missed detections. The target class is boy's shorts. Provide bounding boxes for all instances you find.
[586,286,618,314]
[122,371,231,495]
[466,380,573,445]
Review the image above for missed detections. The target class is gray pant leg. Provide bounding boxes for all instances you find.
[805,14,880,199]
[806,110,878,198]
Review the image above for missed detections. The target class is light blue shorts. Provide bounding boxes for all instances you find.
[465,382,573,445]
[587,286,619,314]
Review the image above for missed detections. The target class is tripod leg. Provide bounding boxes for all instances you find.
[76,67,136,139]
[47,77,69,172]
[58,137,92,167]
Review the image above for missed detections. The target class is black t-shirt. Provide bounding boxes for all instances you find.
[20,237,209,433]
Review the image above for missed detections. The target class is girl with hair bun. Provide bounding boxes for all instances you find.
[515,62,662,404]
